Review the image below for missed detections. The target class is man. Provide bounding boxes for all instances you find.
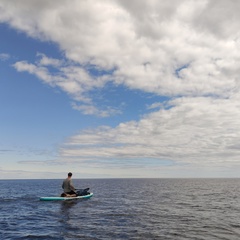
[62,172,76,196]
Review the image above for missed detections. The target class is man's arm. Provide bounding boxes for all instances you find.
[69,180,76,191]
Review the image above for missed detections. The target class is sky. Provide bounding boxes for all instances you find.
[1,0,240,179]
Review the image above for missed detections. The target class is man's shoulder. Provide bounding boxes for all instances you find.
[63,178,69,183]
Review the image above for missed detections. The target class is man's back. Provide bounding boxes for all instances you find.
[62,172,76,194]
[62,178,72,193]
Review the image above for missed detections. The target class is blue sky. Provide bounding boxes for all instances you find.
[1,0,240,179]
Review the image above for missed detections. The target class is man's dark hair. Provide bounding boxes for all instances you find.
[68,172,72,177]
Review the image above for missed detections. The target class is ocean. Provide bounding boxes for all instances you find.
[0,178,240,239]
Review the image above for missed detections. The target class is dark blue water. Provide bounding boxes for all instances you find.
[1,179,240,239]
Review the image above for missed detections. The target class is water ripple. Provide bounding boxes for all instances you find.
[1,179,240,239]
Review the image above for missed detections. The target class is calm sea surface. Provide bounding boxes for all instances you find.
[0,178,240,239]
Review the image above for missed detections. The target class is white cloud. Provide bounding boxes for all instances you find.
[71,102,122,117]
[2,0,240,100]
[61,95,240,168]
[0,53,10,61]
[1,0,240,173]
[13,55,113,115]
[36,53,62,67]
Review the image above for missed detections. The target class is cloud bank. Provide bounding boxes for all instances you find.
[2,0,240,101]
[1,0,240,174]
[61,96,240,168]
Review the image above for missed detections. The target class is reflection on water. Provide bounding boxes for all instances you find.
[60,200,78,222]
[61,200,78,209]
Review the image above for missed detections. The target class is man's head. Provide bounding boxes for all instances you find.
[68,172,72,177]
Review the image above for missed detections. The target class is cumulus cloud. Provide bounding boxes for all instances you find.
[2,0,240,100]
[71,102,122,117]
[13,54,112,113]
[36,52,62,67]
[61,95,240,167]
[1,0,240,171]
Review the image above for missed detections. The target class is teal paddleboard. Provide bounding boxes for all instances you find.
[40,193,93,201]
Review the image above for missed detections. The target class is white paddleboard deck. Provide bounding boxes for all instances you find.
[40,193,93,201]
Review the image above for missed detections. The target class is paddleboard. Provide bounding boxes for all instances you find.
[40,193,93,201]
